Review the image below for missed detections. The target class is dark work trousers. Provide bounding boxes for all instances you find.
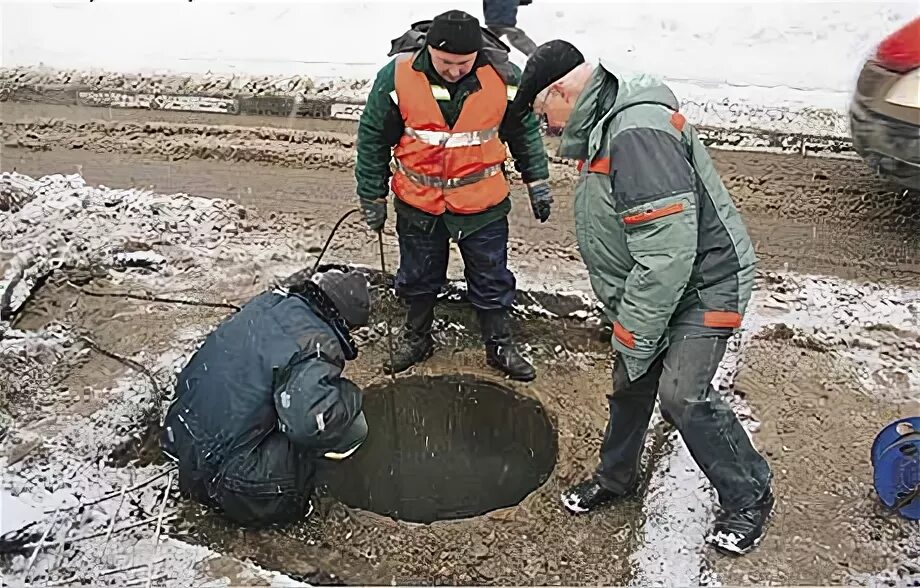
[483,0,537,56]
[595,335,772,512]
[483,0,519,27]
[164,421,316,528]
[394,213,516,311]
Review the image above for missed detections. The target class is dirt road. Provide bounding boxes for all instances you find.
[3,100,919,286]
[1,101,918,587]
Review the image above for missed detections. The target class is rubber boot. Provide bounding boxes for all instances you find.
[383,295,436,374]
[479,309,536,382]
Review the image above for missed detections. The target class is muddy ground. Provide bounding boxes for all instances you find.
[1,101,919,587]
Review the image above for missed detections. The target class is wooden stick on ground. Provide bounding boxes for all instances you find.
[128,573,169,587]
[25,508,60,580]
[48,466,177,513]
[99,558,167,578]
[100,483,128,558]
[145,471,173,588]
[38,513,178,548]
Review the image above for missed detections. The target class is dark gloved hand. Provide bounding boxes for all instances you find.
[360,197,387,231]
[527,181,553,223]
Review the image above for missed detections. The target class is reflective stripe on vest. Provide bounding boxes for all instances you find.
[394,160,504,189]
[405,126,499,148]
[391,85,518,105]
[390,52,510,216]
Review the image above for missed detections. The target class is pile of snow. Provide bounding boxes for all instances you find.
[0,172,316,586]
[0,65,370,103]
[0,172,249,319]
[746,272,920,402]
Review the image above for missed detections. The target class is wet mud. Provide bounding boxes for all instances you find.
[323,375,558,525]
[1,101,919,587]
[709,340,920,585]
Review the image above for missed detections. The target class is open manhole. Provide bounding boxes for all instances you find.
[323,375,557,524]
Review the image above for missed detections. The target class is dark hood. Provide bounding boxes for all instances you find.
[314,269,370,329]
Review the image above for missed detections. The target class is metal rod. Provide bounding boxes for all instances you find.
[377,229,403,518]
[145,471,174,588]
[99,558,167,578]
[377,230,397,383]
[37,513,177,548]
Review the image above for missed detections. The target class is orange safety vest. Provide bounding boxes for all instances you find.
[389,52,510,215]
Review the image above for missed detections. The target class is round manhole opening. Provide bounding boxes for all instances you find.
[324,375,557,524]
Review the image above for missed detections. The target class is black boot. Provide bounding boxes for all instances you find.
[561,478,638,514]
[706,487,775,555]
[479,309,536,382]
[383,295,436,375]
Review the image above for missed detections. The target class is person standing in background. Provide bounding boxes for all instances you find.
[483,0,538,56]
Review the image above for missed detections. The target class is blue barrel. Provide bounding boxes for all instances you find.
[871,417,920,520]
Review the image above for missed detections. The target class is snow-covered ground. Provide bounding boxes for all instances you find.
[1,1,916,136]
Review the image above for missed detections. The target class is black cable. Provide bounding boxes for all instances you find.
[312,208,361,273]
[67,282,240,311]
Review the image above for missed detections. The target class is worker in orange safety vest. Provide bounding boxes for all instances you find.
[355,10,553,381]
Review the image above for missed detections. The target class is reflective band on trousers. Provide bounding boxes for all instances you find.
[395,160,503,189]
[404,126,500,148]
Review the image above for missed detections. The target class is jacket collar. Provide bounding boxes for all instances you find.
[279,280,359,361]
[558,64,679,163]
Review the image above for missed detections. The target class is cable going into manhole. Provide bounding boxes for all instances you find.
[311,207,361,273]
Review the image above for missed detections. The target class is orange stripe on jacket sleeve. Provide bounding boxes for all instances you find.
[670,112,686,132]
[703,311,743,328]
[613,321,636,349]
[577,157,611,174]
[588,157,611,174]
[623,203,685,225]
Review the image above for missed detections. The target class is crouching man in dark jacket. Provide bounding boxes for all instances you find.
[160,268,371,527]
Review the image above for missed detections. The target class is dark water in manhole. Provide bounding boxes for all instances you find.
[322,375,557,524]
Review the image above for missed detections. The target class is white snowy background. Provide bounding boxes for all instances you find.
[1,0,916,126]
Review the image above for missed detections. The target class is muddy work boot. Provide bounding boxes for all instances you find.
[705,487,775,555]
[383,295,436,375]
[479,310,536,382]
[561,478,636,514]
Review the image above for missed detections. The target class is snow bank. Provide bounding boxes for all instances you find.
[1,1,916,135]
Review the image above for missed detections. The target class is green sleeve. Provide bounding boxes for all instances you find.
[499,64,550,184]
[355,60,404,201]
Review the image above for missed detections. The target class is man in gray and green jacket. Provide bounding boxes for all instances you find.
[537,44,773,556]
[356,11,553,381]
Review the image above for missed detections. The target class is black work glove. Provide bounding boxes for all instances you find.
[360,197,387,232]
[527,181,553,223]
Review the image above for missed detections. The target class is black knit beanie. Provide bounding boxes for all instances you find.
[427,10,483,55]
